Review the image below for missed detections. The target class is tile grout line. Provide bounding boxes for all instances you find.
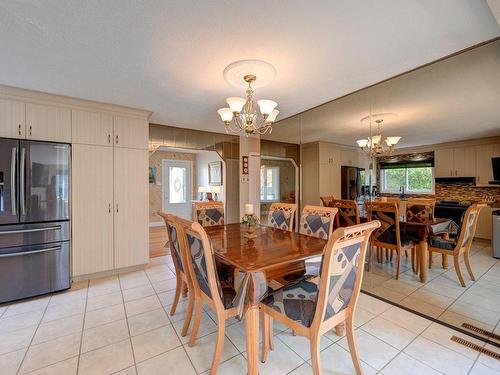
[75,279,90,375]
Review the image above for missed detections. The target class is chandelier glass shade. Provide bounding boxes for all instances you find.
[218,74,279,135]
[356,113,401,157]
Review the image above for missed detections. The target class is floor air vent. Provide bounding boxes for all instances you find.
[461,323,500,342]
[451,336,500,360]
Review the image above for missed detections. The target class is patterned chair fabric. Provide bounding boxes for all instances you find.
[263,242,361,327]
[330,200,359,227]
[458,209,477,248]
[166,223,183,272]
[186,232,228,306]
[268,208,292,231]
[299,212,331,239]
[371,210,398,245]
[429,236,456,251]
[406,204,434,223]
[196,206,224,227]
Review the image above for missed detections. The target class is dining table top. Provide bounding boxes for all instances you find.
[204,223,327,273]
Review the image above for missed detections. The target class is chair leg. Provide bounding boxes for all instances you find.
[390,249,394,262]
[441,254,448,269]
[269,317,274,350]
[335,323,344,336]
[395,249,401,280]
[210,312,226,375]
[454,255,466,287]
[428,250,433,269]
[346,316,362,375]
[411,247,416,273]
[464,250,476,281]
[181,281,188,298]
[292,330,296,336]
[188,300,203,347]
[169,274,182,316]
[310,333,322,375]
[366,245,372,272]
[181,286,195,337]
[261,312,269,363]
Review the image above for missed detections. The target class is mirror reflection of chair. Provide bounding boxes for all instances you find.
[299,205,338,240]
[428,204,486,287]
[406,198,436,272]
[329,199,360,229]
[267,202,297,232]
[157,212,195,337]
[193,201,224,227]
[320,195,335,207]
[176,219,239,374]
[260,221,381,375]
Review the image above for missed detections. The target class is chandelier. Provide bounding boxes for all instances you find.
[356,113,401,157]
[217,60,279,135]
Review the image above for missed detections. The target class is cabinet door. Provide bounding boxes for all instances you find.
[72,144,114,276]
[0,99,25,138]
[434,149,454,177]
[319,164,341,199]
[26,103,71,143]
[72,110,113,146]
[476,144,500,185]
[319,143,339,164]
[114,147,149,268]
[453,147,476,177]
[113,115,148,149]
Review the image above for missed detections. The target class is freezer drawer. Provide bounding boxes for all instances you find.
[0,221,70,249]
[0,241,70,303]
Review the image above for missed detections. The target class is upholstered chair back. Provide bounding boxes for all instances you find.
[457,204,485,249]
[330,199,360,228]
[268,203,297,232]
[365,201,400,247]
[194,201,224,227]
[158,212,185,273]
[320,195,335,207]
[299,205,337,240]
[406,198,435,224]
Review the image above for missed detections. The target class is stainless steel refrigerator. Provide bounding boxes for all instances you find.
[0,138,70,303]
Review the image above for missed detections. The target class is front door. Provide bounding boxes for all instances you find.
[162,160,192,220]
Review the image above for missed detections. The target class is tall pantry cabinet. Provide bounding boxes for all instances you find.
[71,110,149,276]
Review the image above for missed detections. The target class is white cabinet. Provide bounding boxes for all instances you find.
[475,206,492,240]
[72,145,114,276]
[319,164,341,199]
[113,115,149,149]
[114,147,149,268]
[339,149,358,166]
[434,147,476,178]
[26,103,71,143]
[319,142,339,164]
[476,144,500,185]
[434,149,454,177]
[453,147,476,177]
[72,109,113,146]
[0,99,25,138]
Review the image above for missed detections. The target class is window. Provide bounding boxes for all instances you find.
[260,166,280,202]
[380,167,434,194]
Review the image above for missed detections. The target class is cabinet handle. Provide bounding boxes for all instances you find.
[29,125,32,136]
[108,203,111,213]
[108,134,111,144]
[18,124,22,136]
[115,135,119,145]
[450,170,453,176]
[116,204,119,213]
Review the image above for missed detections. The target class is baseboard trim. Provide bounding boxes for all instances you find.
[149,221,164,228]
[72,264,146,283]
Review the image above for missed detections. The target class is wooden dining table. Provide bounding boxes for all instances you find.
[204,223,327,375]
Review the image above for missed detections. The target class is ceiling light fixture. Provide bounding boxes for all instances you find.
[356,113,401,157]
[217,60,279,135]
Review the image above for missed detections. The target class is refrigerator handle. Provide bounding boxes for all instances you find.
[11,147,17,215]
[20,147,26,216]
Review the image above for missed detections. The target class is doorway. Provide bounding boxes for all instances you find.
[162,159,193,219]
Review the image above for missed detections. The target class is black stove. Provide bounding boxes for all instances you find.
[435,200,471,226]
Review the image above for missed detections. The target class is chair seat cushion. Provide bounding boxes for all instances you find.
[262,277,319,327]
[429,236,456,251]
[400,233,419,246]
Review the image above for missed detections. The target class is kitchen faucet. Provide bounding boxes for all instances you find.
[400,185,406,198]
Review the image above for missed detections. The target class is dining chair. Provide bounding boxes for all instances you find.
[320,195,335,207]
[406,198,435,272]
[157,212,195,337]
[260,221,381,375]
[299,205,338,240]
[365,201,415,279]
[375,196,401,206]
[427,204,486,287]
[329,199,360,228]
[268,202,297,232]
[193,201,224,227]
[176,219,239,374]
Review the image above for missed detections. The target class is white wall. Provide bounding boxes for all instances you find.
[195,151,224,203]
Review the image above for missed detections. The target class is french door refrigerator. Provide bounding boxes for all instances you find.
[0,138,70,303]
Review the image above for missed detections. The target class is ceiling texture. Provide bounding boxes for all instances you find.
[0,1,499,145]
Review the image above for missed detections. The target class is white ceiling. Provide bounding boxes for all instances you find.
[265,39,500,147]
[0,1,499,137]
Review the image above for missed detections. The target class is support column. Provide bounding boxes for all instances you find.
[239,135,261,219]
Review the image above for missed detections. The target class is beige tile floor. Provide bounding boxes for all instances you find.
[362,240,500,335]
[0,252,498,375]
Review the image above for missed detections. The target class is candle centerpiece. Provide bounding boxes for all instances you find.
[242,204,259,239]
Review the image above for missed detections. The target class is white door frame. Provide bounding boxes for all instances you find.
[161,159,193,219]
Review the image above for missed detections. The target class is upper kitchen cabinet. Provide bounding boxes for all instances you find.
[453,147,476,177]
[72,109,113,146]
[0,99,25,139]
[476,143,500,185]
[26,103,71,143]
[318,142,340,165]
[434,148,454,177]
[113,115,149,149]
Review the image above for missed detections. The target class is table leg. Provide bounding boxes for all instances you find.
[245,304,260,375]
[419,240,428,283]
